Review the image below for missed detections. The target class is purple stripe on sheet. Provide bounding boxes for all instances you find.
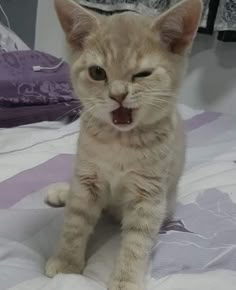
[0,154,74,209]
[185,111,221,131]
[187,115,234,148]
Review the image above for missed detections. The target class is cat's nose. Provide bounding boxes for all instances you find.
[110,92,128,104]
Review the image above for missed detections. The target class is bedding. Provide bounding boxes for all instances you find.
[0,23,29,52]
[0,50,80,127]
[0,105,236,290]
[0,101,80,128]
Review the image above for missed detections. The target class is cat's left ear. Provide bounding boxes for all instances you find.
[54,0,99,49]
[152,0,203,54]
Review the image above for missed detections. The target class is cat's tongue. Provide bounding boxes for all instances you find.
[112,106,132,125]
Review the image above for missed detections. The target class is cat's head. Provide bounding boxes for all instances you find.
[55,0,202,131]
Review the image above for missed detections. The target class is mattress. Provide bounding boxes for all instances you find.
[0,105,236,290]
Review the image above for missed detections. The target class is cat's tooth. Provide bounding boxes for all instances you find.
[114,119,118,124]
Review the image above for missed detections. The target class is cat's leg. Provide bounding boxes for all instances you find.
[109,198,166,290]
[45,176,104,277]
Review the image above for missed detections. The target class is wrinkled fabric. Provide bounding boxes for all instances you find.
[0,50,80,127]
[76,0,236,32]
[215,0,236,31]
[1,106,236,290]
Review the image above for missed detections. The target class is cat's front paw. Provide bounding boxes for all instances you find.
[108,280,142,290]
[45,256,85,277]
[44,182,69,207]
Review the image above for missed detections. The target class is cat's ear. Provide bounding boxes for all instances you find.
[54,0,99,49]
[152,0,203,54]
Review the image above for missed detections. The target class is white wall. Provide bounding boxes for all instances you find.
[35,4,236,115]
[180,34,236,115]
[35,0,68,59]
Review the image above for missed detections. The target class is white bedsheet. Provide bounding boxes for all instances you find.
[1,105,236,290]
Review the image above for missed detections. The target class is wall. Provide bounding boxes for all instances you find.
[1,0,38,48]
[35,2,236,115]
[180,34,236,115]
[35,0,68,59]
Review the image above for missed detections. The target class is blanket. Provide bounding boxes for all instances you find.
[0,105,236,290]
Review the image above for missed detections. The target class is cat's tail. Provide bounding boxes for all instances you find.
[44,182,69,207]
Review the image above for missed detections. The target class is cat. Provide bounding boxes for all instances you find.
[45,0,202,289]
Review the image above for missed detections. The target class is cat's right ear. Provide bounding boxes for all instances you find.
[152,0,203,54]
[54,0,99,49]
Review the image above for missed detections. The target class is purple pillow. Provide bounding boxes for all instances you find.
[0,50,76,107]
[0,50,81,127]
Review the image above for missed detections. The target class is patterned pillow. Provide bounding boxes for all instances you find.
[0,50,76,107]
[0,50,80,127]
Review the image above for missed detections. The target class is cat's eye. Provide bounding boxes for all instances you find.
[132,70,153,81]
[89,66,107,81]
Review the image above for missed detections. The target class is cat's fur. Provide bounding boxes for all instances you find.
[45,0,202,289]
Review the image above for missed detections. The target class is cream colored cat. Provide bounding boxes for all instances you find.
[45,0,202,289]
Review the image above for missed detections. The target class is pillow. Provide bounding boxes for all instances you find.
[0,50,80,127]
[0,50,76,106]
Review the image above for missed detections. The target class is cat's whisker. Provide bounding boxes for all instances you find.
[145,98,173,105]
[81,105,98,127]
[145,100,170,106]
[55,105,82,122]
[135,91,178,98]
[81,106,95,120]
[55,99,97,122]
[142,85,179,94]
[137,94,176,106]
[142,101,167,110]
[145,88,178,94]
[145,90,178,95]
[71,110,82,123]
[135,94,176,101]
[56,100,98,121]
[135,88,179,97]
[82,107,97,134]
[81,105,96,121]
[83,115,93,134]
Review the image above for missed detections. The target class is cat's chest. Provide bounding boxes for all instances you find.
[83,139,138,190]
[94,142,135,178]
[80,132,158,200]
[100,148,131,207]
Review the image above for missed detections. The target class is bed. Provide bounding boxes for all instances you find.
[0,105,236,290]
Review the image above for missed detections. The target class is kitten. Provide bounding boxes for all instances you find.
[45,0,202,289]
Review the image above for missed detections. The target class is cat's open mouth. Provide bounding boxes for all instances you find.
[111,106,133,125]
